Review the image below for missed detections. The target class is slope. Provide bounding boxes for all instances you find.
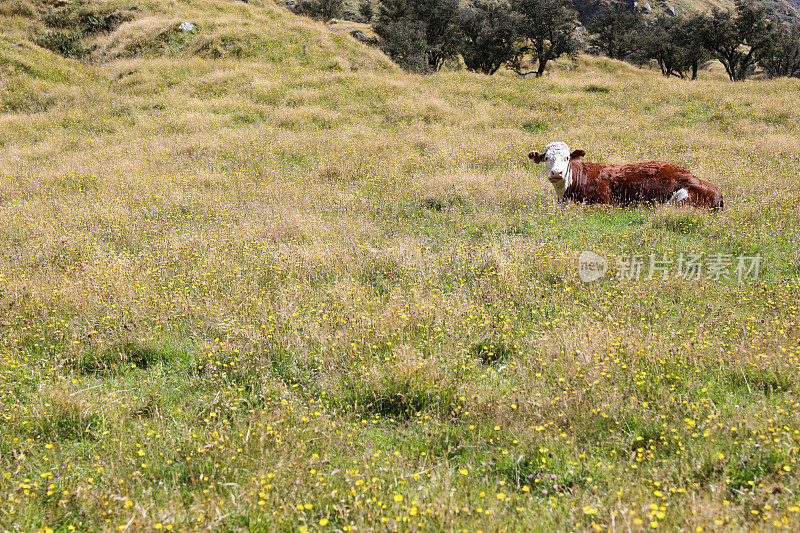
[1,1,800,532]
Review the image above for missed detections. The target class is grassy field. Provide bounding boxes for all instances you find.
[2,0,800,531]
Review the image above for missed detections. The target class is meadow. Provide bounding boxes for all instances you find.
[1,0,800,530]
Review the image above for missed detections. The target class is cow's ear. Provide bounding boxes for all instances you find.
[570,149,586,160]
[529,151,544,164]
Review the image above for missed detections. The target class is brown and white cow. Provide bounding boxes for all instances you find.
[528,142,723,209]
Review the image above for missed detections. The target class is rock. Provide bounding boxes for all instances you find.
[667,6,676,15]
[178,21,196,32]
[643,3,651,12]
[353,31,368,42]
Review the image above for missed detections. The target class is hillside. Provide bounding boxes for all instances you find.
[677,0,800,21]
[573,0,800,23]
[2,0,800,531]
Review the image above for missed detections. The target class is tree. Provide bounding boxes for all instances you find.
[677,13,710,80]
[699,0,776,81]
[635,14,709,79]
[510,0,580,77]
[458,1,521,75]
[588,3,644,60]
[375,0,462,72]
[377,19,428,72]
[757,24,800,78]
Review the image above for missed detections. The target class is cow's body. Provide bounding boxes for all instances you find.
[529,142,723,209]
[564,160,723,208]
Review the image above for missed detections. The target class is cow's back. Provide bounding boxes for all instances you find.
[581,161,701,205]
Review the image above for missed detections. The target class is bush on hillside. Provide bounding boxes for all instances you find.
[358,0,374,22]
[291,0,344,21]
[32,1,132,60]
[42,2,133,35]
[0,0,35,17]
[34,30,92,59]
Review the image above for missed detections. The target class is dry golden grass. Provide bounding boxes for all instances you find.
[1,0,800,531]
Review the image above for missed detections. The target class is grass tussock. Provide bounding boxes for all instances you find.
[22,384,103,441]
[73,340,184,374]
[650,205,708,234]
[332,346,460,420]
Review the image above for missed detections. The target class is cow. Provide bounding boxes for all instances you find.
[528,142,723,209]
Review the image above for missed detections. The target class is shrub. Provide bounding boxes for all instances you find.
[292,0,344,21]
[34,30,91,59]
[358,0,374,22]
[43,3,132,35]
[0,0,35,17]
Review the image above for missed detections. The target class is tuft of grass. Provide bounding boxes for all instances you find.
[332,347,460,420]
[34,30,92,59]
[23,385,102,441]
[469,337,518,365]
[726,366,791,395]
[583,83,611,93]
[650,206,707,234]
[74,340,193,374]
[728,447,785,497]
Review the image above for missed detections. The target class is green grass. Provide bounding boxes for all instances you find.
[1,0,800,531]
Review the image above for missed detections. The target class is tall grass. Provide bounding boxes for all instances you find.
[1,0,799,530]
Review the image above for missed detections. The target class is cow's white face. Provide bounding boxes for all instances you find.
[528,142,586,199]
